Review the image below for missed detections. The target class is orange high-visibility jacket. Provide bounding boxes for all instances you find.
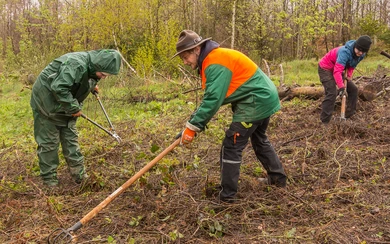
[188,47,280,131]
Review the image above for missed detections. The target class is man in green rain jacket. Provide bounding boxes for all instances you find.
[30,49,121,186]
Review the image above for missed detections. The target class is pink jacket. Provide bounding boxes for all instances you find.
[319,40,366,89]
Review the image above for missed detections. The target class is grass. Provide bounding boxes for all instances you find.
[0,55,388,148]
[0,75,34,147]
[268,54,390,86]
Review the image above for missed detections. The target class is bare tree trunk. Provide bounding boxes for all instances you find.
[1,9,6,57]
[231,0,236,49]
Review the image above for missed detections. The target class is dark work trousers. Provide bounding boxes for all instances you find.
[318,66,358,123]
[219,117,287,201]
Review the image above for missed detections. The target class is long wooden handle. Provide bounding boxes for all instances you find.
[67,138,181,232]
[340,95,347,119]
[340,78,347,119]
[380,50,390,59]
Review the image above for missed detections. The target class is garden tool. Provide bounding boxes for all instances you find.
[339,72,348,120]
[81,113,121,143]
[380,50,390,59]
[340,79,347,120]
[47,138,181,244]
[92,91,118,135]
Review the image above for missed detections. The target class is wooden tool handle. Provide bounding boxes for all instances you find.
[79,138,181,226]
[340,95,347,119]
[380,50,390,59]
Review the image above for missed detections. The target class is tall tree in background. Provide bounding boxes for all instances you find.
[0,0,389,76]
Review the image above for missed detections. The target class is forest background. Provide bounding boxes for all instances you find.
[1,0,390,243]
[0,0,389,79]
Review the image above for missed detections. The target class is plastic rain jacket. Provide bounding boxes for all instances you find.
[30,49,121,126]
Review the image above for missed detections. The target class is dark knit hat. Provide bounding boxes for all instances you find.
[355,35,372,52]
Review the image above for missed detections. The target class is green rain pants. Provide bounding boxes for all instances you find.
[32,110,85,183]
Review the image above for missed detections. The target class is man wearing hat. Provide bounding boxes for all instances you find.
[173,30,287,203]
[318,35,372,124]
[30,49,121,187]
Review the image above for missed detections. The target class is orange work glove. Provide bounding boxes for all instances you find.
[180,127,196,145]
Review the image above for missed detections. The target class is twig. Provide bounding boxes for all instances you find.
[279,63,284,87]
[182,87,201,94]
[29,180,65,227]
[179,190,197,203]
[280,133,313,146]
[333,140,348,181]
[262,59,271,77]
[153,69,179,84]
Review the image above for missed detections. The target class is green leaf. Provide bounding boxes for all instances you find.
[151,144,160,153]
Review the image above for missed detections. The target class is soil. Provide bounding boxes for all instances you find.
[1,81,390,243]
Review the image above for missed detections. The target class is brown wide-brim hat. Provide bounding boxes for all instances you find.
[172,30,212,58]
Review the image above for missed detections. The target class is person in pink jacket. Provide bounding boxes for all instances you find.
[318,35,372,123]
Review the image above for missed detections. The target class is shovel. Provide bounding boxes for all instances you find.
[47,137,181,243]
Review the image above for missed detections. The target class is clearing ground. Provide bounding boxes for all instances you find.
[1,74,390,243]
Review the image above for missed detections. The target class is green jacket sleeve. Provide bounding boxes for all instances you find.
[188,64,232,130]
[50,63,85,114]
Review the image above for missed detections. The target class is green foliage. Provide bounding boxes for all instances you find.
[285,227,297,238]
[150,143,160,153]
[1,0,388,79]
[378,29,390,46]
[129,216,143,227]
[356,14,387,38]
[48,196,64,212]
[107,235,116,243]
[208,220,224,238]
[253,166,264,176]
[169,229,184,241]
[133,38,155,77]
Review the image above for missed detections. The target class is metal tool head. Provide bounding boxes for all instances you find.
[47,228,75,244]
[113,133,122,143]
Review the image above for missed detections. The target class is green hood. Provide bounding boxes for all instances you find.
[88,49,121,76]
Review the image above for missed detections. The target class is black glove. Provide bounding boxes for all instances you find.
[338,87,346,97]
[175,131,183,139]
[91,85,99,95]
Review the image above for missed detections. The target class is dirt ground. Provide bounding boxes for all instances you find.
[1,77,390,243]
